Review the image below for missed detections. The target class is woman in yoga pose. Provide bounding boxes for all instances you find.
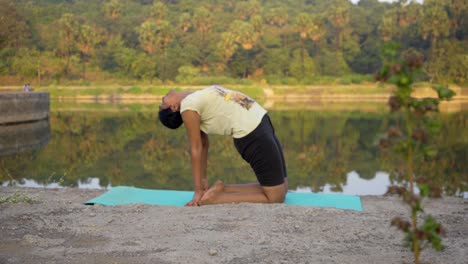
[159,85,287,206]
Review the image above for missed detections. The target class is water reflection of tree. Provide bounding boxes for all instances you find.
[276,111,379,192]
[381,113,467,196]
[0,110,465,195]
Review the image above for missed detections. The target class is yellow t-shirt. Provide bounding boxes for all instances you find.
[180,85,267,138]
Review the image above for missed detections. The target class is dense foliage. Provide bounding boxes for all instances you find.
[0,0,466,85]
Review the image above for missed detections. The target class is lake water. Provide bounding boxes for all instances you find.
[1,100,467,197]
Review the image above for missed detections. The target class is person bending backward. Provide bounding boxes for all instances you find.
[159,85,288,206]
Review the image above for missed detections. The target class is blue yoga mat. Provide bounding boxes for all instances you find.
[85,186,363,211]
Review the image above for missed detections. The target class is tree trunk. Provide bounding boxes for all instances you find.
[37,62,41,87]
[316,43,321,75]
[65,53,70,78]
[337,29,342,51]
[81,53,87,80]
[301,39,305,80]
[243,49,248,79]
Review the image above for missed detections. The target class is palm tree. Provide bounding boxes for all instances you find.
[156,21,175,81]
[193,7,213,41]
[192,7,214,72]
[327,0,351,50]
[77,25,101,79]
[137,20,158,55]
[293,13,313,80]
[136,19,176,80]
[216,32,238,74]
[230,20,260,78]
[57,13,80,77]
[378,1,421,42]
[420,0,450,58]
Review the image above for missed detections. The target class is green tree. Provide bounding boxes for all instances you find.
[289,49,316,81]
[379,1,421,43]
[318,50,351,76]
[56,13,81,78]
[265,7,289,28]
[327,0,351,50]
[151,1,169,25]
[263,48,290,82]
[216,32,238,74]
[11,48,39,82]
[192,7,214,41]
[420,0,451,59]
[444,0,467,39]
[178,12,191,33]
[137,20,159,55]
[292,13,313,80]
[131,53,158,82]
[192,7,215,72]
[426,40,467,85]
[154,21,175,80]
[234,0,261,20]
[96,35,130,75]
[77,25,103,79]
[0,0,30,49]
[349,1,385,73]
[12,48,62,86]
[175,65,200,84]
[292,13,326,78]
[104,0,123,20]
[230,20,261,78]
[251,15,264,36]
[136,19,174,80]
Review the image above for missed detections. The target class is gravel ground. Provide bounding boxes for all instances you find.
[0,187,466,264]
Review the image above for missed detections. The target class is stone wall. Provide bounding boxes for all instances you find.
[0,92,50,124]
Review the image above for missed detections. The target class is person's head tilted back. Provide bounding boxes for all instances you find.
[159,108,183,129]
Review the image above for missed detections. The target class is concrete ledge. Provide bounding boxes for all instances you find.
[0,92,50,124]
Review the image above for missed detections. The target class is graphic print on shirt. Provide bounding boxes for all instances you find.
[213,86,254,110]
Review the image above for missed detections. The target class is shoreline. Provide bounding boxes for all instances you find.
[1,84,467,101]
[1,186,466,264]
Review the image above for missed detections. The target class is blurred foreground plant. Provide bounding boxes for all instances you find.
[376,43,455,264]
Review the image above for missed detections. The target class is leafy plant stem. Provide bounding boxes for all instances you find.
[406,109,419,264]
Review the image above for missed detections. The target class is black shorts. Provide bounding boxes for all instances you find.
[233,114,287,187]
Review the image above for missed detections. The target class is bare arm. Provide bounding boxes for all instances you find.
[181,110,206,206]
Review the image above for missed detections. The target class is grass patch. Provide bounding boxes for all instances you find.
[127,86,143,94]
[0,191,37,204]
[231,86,264,98]
[321,84,393,95]
[33,83,399,99]
[269,84,390,95]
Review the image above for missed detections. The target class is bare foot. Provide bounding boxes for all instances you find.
[200,180,224,205]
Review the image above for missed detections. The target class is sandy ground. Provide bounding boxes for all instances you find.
[0,187,466,264]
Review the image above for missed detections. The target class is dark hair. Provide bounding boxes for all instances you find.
[159,108,183,129]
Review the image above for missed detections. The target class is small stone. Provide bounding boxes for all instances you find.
[209,249,218,256]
